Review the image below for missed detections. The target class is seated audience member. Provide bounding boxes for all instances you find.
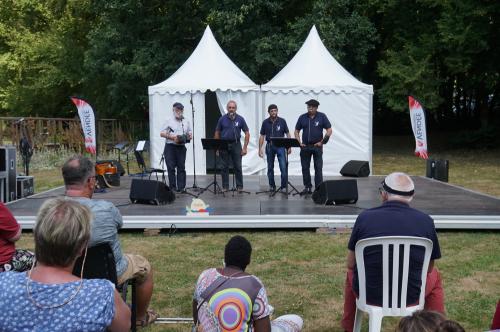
[396,310,445,332]
[436,319,465,332]
[62,155,157,328]
[491,300,500,330]
[396,310,465,332]
[342,172,445,332]
[193,235,303,332]
[0,202,35,272]
[0,198,130,331]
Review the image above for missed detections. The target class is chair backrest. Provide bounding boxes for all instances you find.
[355,236,433,315]
[72,242,118,286]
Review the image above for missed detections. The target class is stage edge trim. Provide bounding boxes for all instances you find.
[15,214,500,230]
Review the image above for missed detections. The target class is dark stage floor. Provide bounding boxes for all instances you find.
[8,175,500,230]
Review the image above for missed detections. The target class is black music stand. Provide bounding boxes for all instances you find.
[113,141,128,172]
[198,138,229,197]
[268,137,300,197]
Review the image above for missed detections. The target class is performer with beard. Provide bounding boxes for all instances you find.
[160,102,192,193]
[214,100,250,192]
[258,104,291,193]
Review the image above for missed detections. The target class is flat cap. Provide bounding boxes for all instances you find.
[305,99,320,107]
[173,102,184,110]
[268,104,278,111]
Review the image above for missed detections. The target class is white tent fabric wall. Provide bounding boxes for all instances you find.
[262,25,374,176]
[148,92,206,174]
[148,26,263,175]
[263,91,372,176]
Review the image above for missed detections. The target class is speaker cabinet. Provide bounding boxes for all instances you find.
[17,176,34,199]
[426,159,449,182]
[0,146,16,202]
[340,160,370,177]
[129,179,175,205]
[312,179,358,205]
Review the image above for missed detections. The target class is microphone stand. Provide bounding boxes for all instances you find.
[186,92,201,194]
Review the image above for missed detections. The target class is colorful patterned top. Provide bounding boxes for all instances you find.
[194,268,271,332]
[0,271,115,332]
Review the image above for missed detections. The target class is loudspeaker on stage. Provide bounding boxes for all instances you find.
[312,179,358,205]
[340,160,370,177]
[129,179,175,205]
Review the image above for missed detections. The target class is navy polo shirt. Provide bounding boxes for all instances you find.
[215,114,249,141]
[259,117,289,142]
[347,200,441,306]
[295,112,331,145]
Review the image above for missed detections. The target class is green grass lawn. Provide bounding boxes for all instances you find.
[17,135,500,331]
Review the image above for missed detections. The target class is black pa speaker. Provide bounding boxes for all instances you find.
[340,160,370,177]
[426,159,449,182]
[312,179,358,205]
[129,179,175,205]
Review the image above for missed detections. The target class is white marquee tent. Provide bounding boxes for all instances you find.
[262,26,373,176]
[148,26,264,175]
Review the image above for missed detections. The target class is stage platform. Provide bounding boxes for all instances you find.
[7,175,500,230]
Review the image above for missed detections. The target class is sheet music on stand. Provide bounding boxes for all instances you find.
[270,137,301,148]
[136,140,148,152]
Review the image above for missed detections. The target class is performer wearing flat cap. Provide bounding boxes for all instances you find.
[294,99,332,195]
[160,102,192,193]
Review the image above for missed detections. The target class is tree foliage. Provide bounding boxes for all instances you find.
[0,0,498,130]
[371,0,499,129]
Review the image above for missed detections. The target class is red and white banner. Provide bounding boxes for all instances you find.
[71,97,97,154]
[409,96,428,159]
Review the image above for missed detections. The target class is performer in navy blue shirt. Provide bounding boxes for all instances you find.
[258,104,290,192]
[294,99,332,194]
[341,173,445,331]
[214,100,250,191]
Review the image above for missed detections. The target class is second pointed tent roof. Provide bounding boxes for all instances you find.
[262,26,373,94]
[148,26,258,95]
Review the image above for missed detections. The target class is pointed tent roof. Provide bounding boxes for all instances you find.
[149,26,258,95]
[262,26,373,94]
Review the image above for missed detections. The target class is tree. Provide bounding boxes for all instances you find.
[371,0,499,129]
[0,0,92,117]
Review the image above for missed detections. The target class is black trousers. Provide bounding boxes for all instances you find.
[300,145,323,189]
[164,144,187,191]
[219,141,243,189]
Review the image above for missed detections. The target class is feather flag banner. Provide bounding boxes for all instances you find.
[71,97,97,154]
[409,96,429,159]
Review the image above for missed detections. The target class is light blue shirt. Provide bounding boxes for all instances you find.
[0,271,115,332]
[72,197,128,277]
[161,116,192,145]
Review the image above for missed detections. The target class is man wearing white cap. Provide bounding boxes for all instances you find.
[341,172,445,332]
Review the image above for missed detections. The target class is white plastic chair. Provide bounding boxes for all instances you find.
[353,236,433,332]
